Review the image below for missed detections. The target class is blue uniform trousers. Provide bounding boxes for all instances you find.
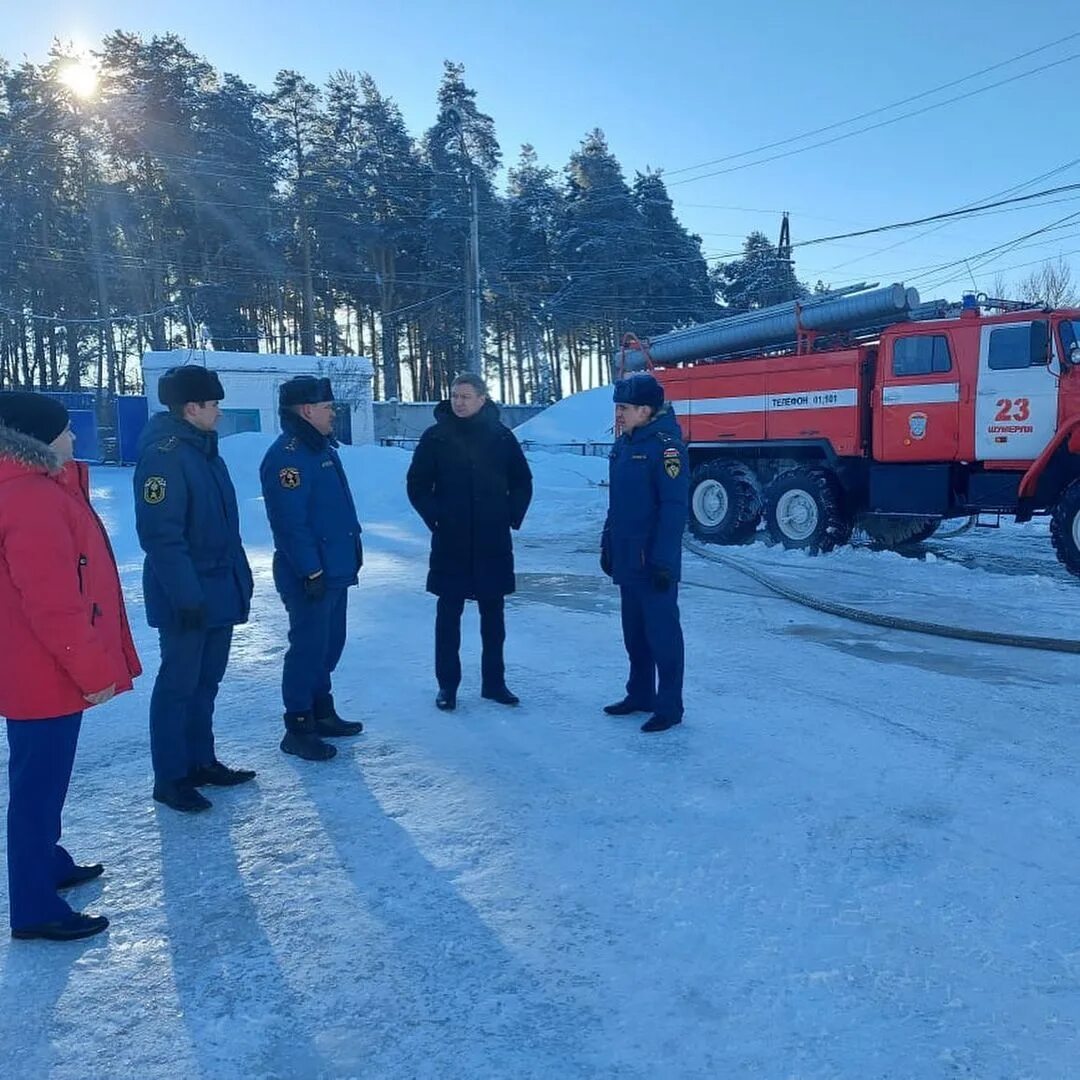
[281,584,348,716]
[149,626,233,783]
[5,713,83,930]
[619,582,684,720]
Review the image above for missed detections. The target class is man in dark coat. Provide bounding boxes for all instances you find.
[260,376,364,763]
[601,372,689,733]
[134,365,256,812]
[406,373,533,711]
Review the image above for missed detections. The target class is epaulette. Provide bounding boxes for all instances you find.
[655,431,674,444]
[284,437,298,452]
[155,436,179,452]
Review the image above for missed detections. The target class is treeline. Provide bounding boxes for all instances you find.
[0,34,804,401]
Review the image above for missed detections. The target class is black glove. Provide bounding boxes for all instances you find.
[177,605,206,632]
[651,567,672,592]
[303,572,327,602]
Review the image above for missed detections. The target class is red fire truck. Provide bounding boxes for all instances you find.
[618,284,1080,575]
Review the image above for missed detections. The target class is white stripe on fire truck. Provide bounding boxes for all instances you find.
[669,388,858,415]
[881,383,959,405]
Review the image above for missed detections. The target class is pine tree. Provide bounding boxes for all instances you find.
[712,230,806,314]
[268,70,323,355]
[632,170,715,337]
[421,61,503,394]
[503,145,564,401]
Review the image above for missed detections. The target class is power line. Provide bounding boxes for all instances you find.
[665,31,1080,179]
[668,49,1080,187]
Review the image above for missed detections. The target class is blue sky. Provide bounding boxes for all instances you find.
[6,0,1080,302]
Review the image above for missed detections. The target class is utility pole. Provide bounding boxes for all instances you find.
[448,106,482,373]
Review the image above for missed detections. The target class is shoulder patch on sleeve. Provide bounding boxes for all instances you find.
[662,446,682,479]
[143,476,167,504]
[279,466,301,489]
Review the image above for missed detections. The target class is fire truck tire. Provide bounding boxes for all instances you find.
[1050,480,1080,578]
[763,467,851,553]
[688,460,761,544]
[857,514,939,549]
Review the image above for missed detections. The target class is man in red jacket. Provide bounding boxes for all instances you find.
[0,392,142,941]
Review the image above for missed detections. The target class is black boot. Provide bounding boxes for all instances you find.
[57,863,104,891]
[481,685,520,706]
[603,698,652,716]
[281,712,337,761]
[189,761,257,787]
[312,694,364,737]
[435,687,457,711]
[12,912,109,941]
[153,779,212,813]
[641,714,683,733]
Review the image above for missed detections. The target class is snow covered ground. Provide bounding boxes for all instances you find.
[2,408,1079,1079]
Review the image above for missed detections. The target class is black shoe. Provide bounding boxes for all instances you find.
[189,761,257,787]
[313,713,364,738]
[603,698,652,716]
[57,864,104,891]
[641,714,683,733]
[481,685,520,706]
[153,779,212,813]
[12,912,109,941]
[435,688,457,711]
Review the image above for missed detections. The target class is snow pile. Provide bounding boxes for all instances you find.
[513,387,615,447]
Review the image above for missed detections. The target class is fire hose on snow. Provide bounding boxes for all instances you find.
[683,536,1080,655]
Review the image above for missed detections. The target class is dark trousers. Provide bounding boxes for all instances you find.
[150,625,233,783]
[281,585,348,716]
[435,595,506,692]
[619,582,684,720]
[5,713,82,930]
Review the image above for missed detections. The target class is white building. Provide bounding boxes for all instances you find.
[140,351,375,444]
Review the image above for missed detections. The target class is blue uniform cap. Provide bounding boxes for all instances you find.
[279,376,334,407]
[613,373,664,410]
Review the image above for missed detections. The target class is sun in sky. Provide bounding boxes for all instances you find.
[58,57,99,99]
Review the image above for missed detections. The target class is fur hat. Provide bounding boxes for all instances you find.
[279,376,333,408]
[612,373,664,410]
[0,391,70,445]
[157,365,225,407]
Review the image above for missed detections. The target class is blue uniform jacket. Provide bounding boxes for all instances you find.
[133,411,254,629]
[603,406,690,586]
[259,411,363,589]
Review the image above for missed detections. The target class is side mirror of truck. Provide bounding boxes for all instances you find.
[1030,320,1050,366]
[1059,320,1079,369]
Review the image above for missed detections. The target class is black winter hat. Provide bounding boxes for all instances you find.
[613,373,664,410]
[279,376,333,408]
[158,365,225,407]
[0,391,70,445]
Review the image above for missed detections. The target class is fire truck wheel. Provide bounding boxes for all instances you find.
[1050,480,1080,578]
[688,460,761,543]
[764,467,851,553]
[857,514,939,549]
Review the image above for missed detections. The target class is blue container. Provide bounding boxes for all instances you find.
[67,409,100,462]
[116,395,150,463]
